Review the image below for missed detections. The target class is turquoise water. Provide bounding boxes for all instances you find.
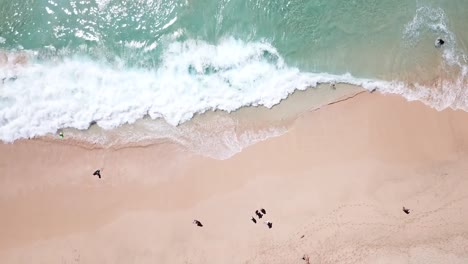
[1,1,466,75]
[0,0,467,146]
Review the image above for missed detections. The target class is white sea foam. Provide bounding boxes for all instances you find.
[45,6,54,14]
[96,0,111,10]
[0,30,466,159]
[162,16,178,30]
[400,6,467,110]
[404,6,467,69]
[0,38,395,143]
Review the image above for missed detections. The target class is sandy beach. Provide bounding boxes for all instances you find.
[1,92,468,263]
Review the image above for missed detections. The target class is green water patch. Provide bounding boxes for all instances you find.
[0,0,467,82]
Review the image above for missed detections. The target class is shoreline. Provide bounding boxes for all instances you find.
[28,83,364,158]
[2,92,468,263]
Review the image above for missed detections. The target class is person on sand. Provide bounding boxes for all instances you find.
[260,208,266,214]
[302,254,311,264]
[255,210,263,219]
[251,217,257,224]
[402,207,410,214]
[193,220,203,227]
[93,169,101,179]
[264,221,273,229]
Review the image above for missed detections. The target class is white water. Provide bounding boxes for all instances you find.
[0,37,398,143]
[399,6,468,110]
[0,6,467,160]
[64,114,290,160]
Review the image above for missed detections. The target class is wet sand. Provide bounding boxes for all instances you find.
[1,92,468,263]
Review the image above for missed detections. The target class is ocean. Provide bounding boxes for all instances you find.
[0,0,467,158]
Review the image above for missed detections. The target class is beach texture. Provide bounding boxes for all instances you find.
[0,1,467,146]
[1,1,468,262]
[2,92,468,263]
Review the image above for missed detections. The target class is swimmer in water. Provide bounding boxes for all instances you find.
[435,38,445,48]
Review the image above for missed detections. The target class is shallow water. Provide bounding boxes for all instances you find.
[0,0,467,158]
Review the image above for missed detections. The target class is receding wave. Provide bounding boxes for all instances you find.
[0,38,396,143]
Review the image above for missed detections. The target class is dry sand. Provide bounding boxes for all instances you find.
[1,92,468,263]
